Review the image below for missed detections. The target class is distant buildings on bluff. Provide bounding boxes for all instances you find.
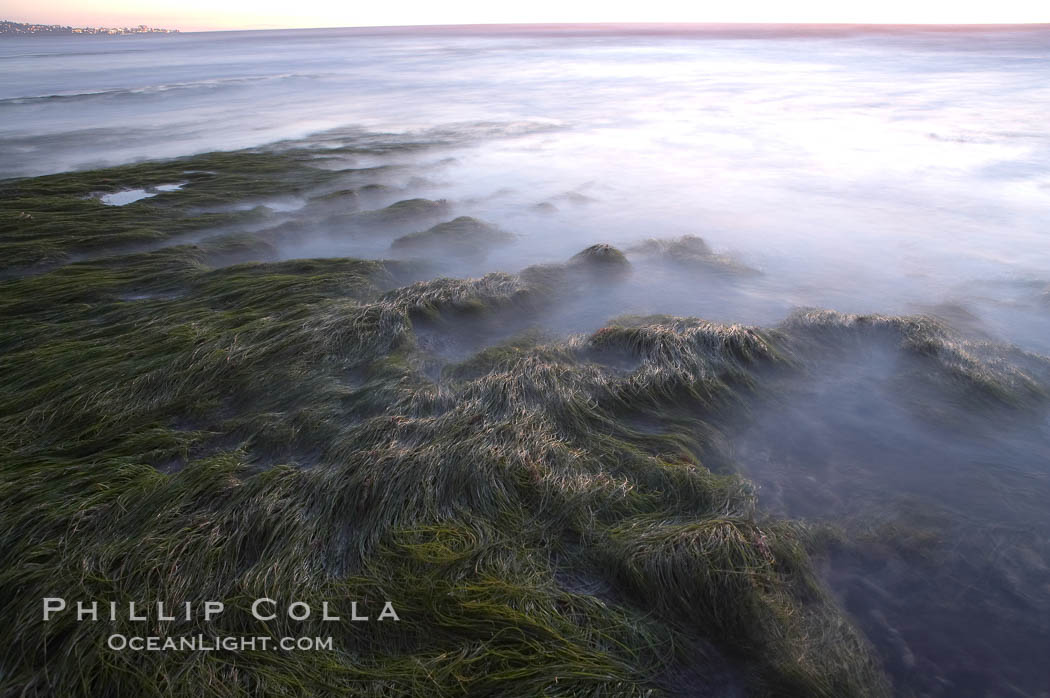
[1,20,179,35]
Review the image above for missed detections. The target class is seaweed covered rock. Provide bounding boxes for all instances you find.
[345,197,451,233]
[585,314,779,372]
[631,234,713,257]
[569,243,631,278]
[310,188,358,202]
[627,235,758,276]
[385,271,537,321]
[306,188,359,211]
[357,182,397,198]
[572,243,629,266]
[391,216,515,259]
[779,309,1050,417]
[553,190,597,206]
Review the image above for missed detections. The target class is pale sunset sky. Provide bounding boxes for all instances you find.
[5,0,1049,32]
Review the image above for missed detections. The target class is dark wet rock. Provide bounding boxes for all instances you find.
[390,216,514,259]
[627,235,758,276]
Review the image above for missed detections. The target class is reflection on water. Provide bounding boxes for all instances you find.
[4,23,1050,696]
[98,182,186,205]
[100,188,157,205]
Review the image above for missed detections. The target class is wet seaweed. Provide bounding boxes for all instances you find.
[6,148,1048,697]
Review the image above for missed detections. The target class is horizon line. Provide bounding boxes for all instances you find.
[5,19,1050,34]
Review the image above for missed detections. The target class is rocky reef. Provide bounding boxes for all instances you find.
[2,144,1049,698]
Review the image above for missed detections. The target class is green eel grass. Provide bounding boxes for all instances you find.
[2,146,1047,697]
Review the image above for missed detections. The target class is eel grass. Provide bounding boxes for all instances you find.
[2,147,1047,697]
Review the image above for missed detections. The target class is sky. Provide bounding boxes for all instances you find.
[6,0,1050,31]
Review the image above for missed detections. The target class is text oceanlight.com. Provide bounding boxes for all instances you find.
[107,634,334,652]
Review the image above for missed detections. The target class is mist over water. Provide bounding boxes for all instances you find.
[4,24,1050,695]
[4,26,1049,349]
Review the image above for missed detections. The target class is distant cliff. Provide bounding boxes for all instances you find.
[1,20,178,35]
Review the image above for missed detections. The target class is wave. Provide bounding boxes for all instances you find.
[0,73,321,106]
[0,48,152,60]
